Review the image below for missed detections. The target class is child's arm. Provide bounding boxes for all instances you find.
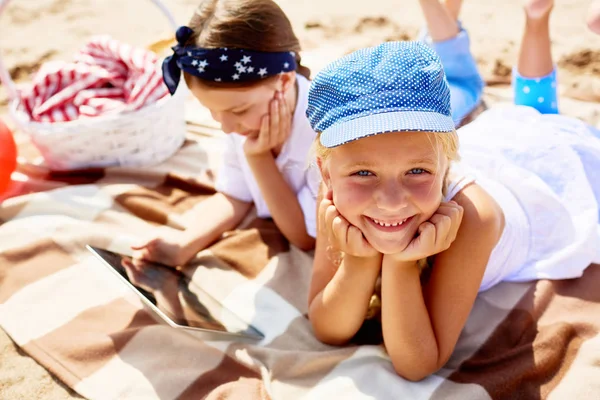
[245,92,315,250]
[180,192,253,253]
[247,153,315,250]
[132,192,251,266]
[308,187,382,345]
[381,185,503,381]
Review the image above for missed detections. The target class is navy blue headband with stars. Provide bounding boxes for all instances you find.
[162,26,297,95]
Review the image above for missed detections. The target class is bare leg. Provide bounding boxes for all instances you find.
[587,1,600,35]
[443,0,463,21]
[418,0,461,42]
[517,0,555,77]
[418,0,484,124]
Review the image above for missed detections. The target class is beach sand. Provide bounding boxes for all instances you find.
[0,0,599,398]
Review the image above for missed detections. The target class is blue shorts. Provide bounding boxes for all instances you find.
[420,25,485,126]
[512,68,559,114]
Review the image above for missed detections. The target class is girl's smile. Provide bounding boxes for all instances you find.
[366,215,414,231]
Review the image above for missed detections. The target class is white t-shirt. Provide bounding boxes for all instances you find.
[214,74,320,237]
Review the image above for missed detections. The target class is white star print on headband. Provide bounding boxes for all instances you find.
[162,26,298,94]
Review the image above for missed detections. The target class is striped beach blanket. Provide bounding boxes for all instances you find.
[1,125,600,399]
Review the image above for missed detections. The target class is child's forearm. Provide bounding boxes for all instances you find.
[246,153,315,250]
[309,254,382,345]
[381,257,440,381]
[183,192,251,254]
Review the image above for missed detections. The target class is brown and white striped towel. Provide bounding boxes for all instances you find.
[1,130,599,399]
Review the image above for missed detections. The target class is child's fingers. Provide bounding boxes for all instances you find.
[324,203,345,245]
[318,198,333,234]
[121,258,135,270]
[428,213,452,243]
[318,197,333,220]
[324,204,340,240]
[416,221,436,252]
[269,98,279,148]
[121,260,148,288]
[121,259,138,280]
[278,93,291,143]
[131,257,153,270]
[131,248,150,262]
[434,202,464,243]
[331,214,350,245]
[131,239,153,251]
[259,113,269,136]
[446,202,464,242]
[257,114,270,150]
[435,202,458,215]
[347,225,368,253]
[125,256,146,271]
[318,198,331,215]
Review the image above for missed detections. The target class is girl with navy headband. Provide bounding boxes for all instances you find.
[132,0,318,266]
[306,0,600,381]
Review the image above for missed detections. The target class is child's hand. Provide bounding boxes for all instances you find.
[388,201,464,263]
[121,257,169,292]
[131,230,195,267]
[320,190,380,259]
[243,91,291,156]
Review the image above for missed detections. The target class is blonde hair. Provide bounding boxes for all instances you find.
[315,130,460,167]
[432,130,460,163]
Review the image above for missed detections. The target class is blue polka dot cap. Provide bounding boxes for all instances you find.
[306,41,455,148]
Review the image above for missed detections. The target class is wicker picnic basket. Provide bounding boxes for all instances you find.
[0,0,187,170]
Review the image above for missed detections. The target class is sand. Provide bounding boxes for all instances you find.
[1,0,600,124]
[0,0,599,398]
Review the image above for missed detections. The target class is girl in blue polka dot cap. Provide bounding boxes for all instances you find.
[306,1,600,380]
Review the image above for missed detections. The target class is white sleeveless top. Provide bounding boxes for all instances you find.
[445,105,600,292]
[444,164,531,292]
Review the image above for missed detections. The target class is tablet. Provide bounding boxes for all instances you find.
[86,245,264,342]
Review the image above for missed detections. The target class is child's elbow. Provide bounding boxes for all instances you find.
[394,368,433,382]
[393,365,437,382]
[390,354,441,382]
[292,235,315,251]
[308,306,353,346]
[312,327,351,346]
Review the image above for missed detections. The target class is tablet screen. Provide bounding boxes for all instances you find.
[87,246,263,340]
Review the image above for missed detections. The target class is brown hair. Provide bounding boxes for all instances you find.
[183,0,310,88]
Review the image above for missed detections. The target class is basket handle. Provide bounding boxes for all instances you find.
[0,0,178,102]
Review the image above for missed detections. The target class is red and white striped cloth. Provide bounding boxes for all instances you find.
[19,36,169,123]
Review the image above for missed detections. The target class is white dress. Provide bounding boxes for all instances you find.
[445,105,600,291]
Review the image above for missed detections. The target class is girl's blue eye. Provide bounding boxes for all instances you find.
[354,170,373,177]
[408,168,427,175]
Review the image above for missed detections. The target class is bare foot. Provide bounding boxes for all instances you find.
[587,1,600,35]
[524,0,554,19]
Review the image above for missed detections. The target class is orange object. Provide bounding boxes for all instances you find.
[0,118,17,194]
